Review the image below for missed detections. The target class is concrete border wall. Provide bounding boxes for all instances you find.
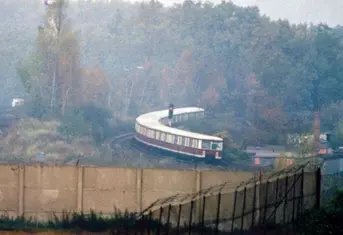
[0,164,252,220]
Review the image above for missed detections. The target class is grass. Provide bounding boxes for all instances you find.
[0,118,97,162]
[0,211,159,232]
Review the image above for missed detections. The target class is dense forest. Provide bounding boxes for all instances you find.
[1,0,343,150]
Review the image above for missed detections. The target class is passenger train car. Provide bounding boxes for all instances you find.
[135,107,223,159]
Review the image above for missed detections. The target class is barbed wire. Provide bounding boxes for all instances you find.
[142,158,322,214]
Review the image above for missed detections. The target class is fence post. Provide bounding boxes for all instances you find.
[263,181,270,225]
[300,169,304,215]
[251,182,257,228]
[274,178,279,224]
[157,207,163,235]
[200,196,206,235]
[166,204,171,235]
[177,204,182,235]
[315,167,321,209]
[189,201,194,235]
[292,174,297,223]
[148,211,152,235]
[140,214,145,235]
[231,189,238,233]
[77,166,83,212]
[240,187,247,234]
[215,193,222,235]
[283,175,289,224]
[18,165,25,217]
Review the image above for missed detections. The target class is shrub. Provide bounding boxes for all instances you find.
[58,105,114,144]
[58,108,90,139]
[298,190,343,235]
[79,105,113,144]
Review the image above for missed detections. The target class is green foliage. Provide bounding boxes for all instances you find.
[4,0,343,147]
[222,146,250,163]
[298,190,343,235]
[0,210,153,232]
[58,105,114,144]
[58,108,90,139]
[80,105,113,144]
[327,120,343,149]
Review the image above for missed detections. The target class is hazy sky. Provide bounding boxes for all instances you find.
[125,0,343,26]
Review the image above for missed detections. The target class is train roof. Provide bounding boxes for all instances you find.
[136,107,223,141]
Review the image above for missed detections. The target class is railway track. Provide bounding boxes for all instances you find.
[110,132,134,145]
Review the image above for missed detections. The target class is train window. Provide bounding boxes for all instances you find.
[177,136,182,145]
[192,139,198,148]
[211,142,223,150]
[156,131,160,140]
[161,132,166,141]
[166,134,173,143]
[202,141,211,149]
[185,138,190,147]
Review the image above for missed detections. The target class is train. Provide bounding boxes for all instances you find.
[135,107,223,159]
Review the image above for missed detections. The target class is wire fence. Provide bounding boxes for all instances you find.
[139,161,321,234]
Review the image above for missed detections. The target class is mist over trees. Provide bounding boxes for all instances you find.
[2,0,343,146]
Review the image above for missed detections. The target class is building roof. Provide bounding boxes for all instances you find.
[136,107,223,141]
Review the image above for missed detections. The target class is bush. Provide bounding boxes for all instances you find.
[24,96,50,119]
[80,105,113,144]
[298,190,343,235]
[222,146,250,163]
[58,108,90,139]
[58,105,114,144]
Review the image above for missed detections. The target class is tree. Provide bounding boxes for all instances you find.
[18,0,81,116]
[305,25,343,154]
[77,67,111,108]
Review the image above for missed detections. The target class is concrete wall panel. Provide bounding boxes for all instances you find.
[83,167,137,189]
[83,167,138,213]
[201,171,252,190]
[142,169,197,209]
[0,165,18,213]
[83,190,137,213]
[0,164,256,220]
[24,166,78,189]
[24,189,77,212]
[24,166,78,216]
